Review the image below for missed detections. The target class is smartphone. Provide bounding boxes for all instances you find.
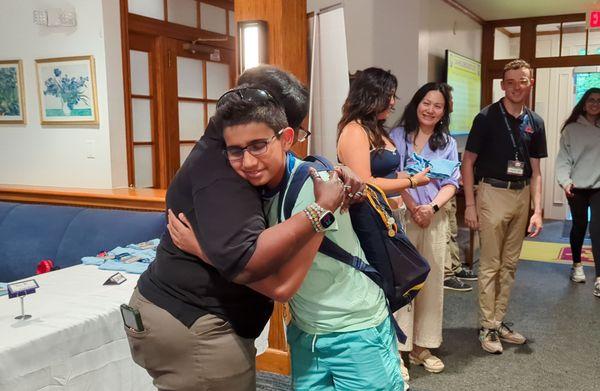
[120,304,145,332]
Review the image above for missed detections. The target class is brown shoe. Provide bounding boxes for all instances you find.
[479,328,503,354]
[498,322,527,344]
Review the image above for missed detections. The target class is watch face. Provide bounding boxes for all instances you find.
[319,211,336,229]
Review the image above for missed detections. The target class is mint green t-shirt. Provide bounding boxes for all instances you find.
[264,161,388,335]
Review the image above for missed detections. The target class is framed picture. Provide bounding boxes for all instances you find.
[0,60,26,124]
[35,55,99,125]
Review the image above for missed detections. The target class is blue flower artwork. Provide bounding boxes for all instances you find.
[43,67,91,117]
[37,56,98,124]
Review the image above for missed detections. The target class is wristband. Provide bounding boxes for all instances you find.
[408,177,415,188]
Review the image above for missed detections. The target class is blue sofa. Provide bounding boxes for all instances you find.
[0,201,165,283]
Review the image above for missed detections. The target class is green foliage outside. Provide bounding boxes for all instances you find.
[574,72,600,102]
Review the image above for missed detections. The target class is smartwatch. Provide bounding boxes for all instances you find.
[319,210,336,229]
[430,203,440,213]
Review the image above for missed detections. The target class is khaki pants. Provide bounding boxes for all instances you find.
[394,209,448,351]
[444,197,462,278]
[476,182,530,330]
[125,288,257,391]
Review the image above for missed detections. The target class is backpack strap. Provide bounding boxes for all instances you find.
[279,155,333,222]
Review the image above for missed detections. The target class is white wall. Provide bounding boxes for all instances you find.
[342,0,481,145]
[0,0,126,188]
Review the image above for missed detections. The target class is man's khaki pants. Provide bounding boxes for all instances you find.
[444,197,462,278]
[125,288,257,391]
[476,182,530,330]
[395,209,448,351]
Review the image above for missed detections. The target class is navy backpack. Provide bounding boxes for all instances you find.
[279,156,431,316]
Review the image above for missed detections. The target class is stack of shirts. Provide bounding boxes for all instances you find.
[0,283,7,297]
[81,239,160,274]
[405,152,460,179]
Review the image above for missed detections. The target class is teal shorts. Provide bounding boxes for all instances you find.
[287,317,404,391]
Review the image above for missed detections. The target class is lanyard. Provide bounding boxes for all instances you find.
[498,101,525,161]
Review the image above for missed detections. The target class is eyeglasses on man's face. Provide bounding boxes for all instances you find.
[296,127,311,143]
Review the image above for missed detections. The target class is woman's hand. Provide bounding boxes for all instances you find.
[411,204,434,228]
[411,167,431,187]
[334,165,367,208]
[563,183,574,198]
[311,168,346,212]
[167,209,211,263]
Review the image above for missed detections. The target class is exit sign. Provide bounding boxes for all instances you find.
[589,11,600,29]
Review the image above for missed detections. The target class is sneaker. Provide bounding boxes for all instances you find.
[497,322,527,344]
[479,328,503,354]
[594,278,600,298]
[400,357,410,382]
[409,349,444,373]
[444,276,472,292]
[455,268,478,281]
[400,358,410,391]
[570,264,586,283]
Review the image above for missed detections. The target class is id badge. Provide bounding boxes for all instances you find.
[507,160,525,176]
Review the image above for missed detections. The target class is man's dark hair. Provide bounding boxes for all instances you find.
[216,85,289,134]
[237,65,309,130]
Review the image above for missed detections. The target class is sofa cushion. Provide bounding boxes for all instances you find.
[56,208,165,270]
[0,202,165,283]
[0,202,18,225]
[0,204,83,282]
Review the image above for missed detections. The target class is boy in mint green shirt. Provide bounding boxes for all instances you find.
[169,86,403,390]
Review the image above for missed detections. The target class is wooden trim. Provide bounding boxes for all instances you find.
[256,348,291,376]
[163,0,168,21]
[441,0,484,25]
[177,96,217,103]
[200,0,234,11]
[585,28,590,55]
[179,140,198,144]
[197,0,202,29]
[120,0,135,187]
[0,185,166,212]
[486,13,585,27]
[497,27,516,38]
[128,14,234,51]
[131,94,152,99]
[559,23,564,57]
[133,141,154,146]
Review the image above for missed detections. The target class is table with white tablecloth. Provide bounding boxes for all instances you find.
[0,264,271,391]
[0,265,154,391]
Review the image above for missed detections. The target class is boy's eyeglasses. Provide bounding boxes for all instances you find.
[297,127,311,142]
[216,87,279,109]
[225,130,283,161]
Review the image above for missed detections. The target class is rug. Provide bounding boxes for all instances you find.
[520,241,594,265]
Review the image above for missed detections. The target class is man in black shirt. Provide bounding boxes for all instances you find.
[462,59,547,355]
[125,66,357,391]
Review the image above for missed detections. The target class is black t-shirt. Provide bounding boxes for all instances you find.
[137,117,273,339]
[465,99,548,182]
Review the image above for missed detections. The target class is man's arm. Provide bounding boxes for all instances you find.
[528,158,543,237]
[462,150,479,230]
